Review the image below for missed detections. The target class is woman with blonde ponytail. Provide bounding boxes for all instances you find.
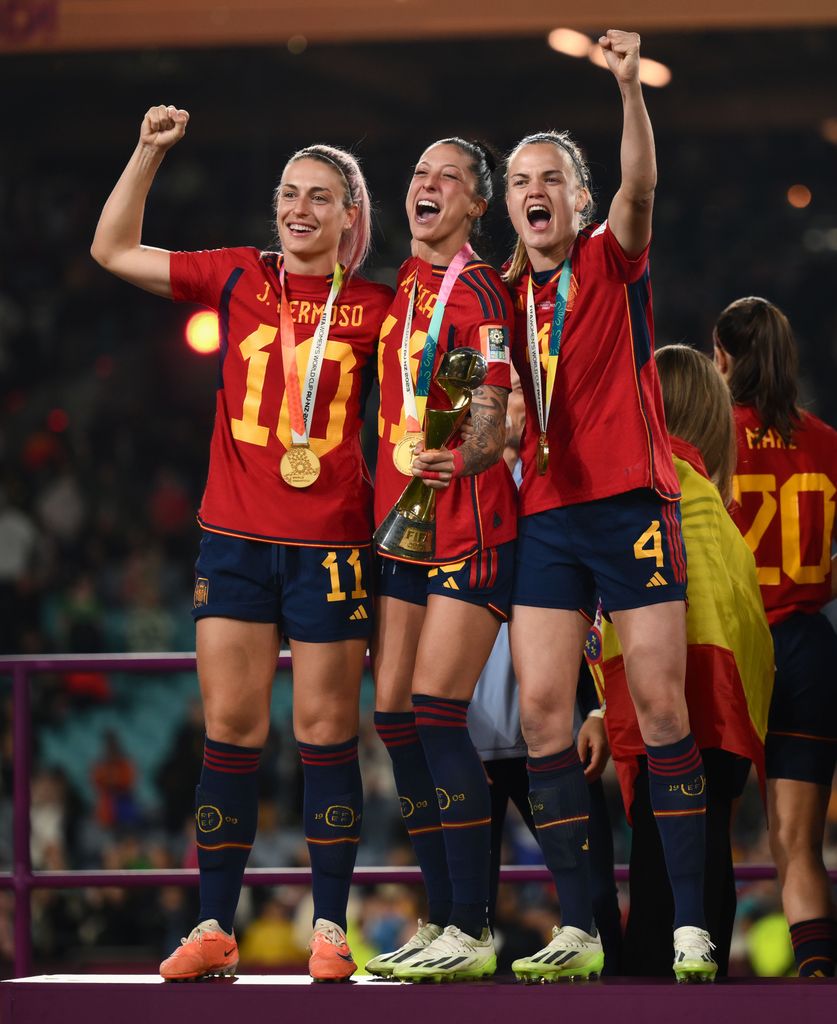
[91,106,393,982]
[502,30,717,984]
[715,296,837,978]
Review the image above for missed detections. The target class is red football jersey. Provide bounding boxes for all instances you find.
[509,221,681,515]
[375,255,517,563]
[170,247,393,546]
[731,404,837,625]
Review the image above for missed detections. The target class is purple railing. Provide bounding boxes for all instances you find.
[0,653,792,980]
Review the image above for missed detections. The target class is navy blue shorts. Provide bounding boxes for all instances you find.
[375,542,515,621]
[513,489,687,614]
[192,531,374,642]
[765,611,837,786]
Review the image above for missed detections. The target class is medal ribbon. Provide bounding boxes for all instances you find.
[279,260,343,446]
[526,256,572,441]
[399,243,474,432]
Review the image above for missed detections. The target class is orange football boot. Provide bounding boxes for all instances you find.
[308,918,357,982]
[159,919,239,981]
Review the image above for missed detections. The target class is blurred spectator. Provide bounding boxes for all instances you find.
[90,731,139,829]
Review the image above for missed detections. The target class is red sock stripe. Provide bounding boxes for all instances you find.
[413,712,467,729]
[647,746,702,777]
[375,723,420,748]
[414,703,468,727]
[298,747,358,767]
[528,749,580,773]
[203,752,260,774]
[203,747,260,763]
[791,922,833,946]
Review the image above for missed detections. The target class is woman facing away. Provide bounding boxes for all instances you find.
[715,296,837,977]
[503,31,717,983]
[366,137,517,983]
[91,105,393,982]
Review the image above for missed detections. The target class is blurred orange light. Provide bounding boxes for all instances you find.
[821,118,837,145]
[547,28,591,58]
[639,58,672,88]
[186,311,220,354]
[787,184,812,209]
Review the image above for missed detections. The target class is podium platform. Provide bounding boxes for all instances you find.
[2,974,835,1024]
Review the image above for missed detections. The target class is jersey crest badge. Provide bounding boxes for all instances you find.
[194,577,209,608]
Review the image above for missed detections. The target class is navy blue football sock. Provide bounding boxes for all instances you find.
[298,736,363,932]
[646,734,707,929]
[527,745,594,934]
[374,710,451,927]
[412,694,490,939]
[196,736,261,934]
[789,918,835,977]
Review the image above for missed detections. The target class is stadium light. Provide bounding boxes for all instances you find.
[786,184,812,209]
[185,311,220,354]
[547,28,591,58]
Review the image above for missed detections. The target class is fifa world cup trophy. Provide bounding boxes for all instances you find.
[374,347,487,560]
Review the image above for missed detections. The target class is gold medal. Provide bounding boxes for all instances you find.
[393,431,423,476]
[537,432,550,475]
[280,444,321,488]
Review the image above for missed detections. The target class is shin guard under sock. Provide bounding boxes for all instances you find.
[413,694,491,939]
[298,737,363,932]
[196,736,261,933]
[527,745,594,934]
[374,710,451,926]
[646,735,707,929]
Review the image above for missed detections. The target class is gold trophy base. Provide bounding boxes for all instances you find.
[374,505,436,561]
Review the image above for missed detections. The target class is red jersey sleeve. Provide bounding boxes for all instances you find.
[586,221,650,285]
[454,262,514,389]
[169,247,256,307]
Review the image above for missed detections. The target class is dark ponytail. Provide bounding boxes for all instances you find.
[714,296,801,445]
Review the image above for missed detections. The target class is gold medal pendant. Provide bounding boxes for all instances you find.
[280,444,321,488]
[393,431,423,476]
[537,433,550,476]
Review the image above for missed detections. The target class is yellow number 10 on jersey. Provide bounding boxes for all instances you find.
[230,324,356,457]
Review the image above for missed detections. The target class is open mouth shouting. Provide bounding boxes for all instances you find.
[526,204,552,231]
[415,199,441,225]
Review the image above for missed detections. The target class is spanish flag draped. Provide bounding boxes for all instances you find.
[586,436,774,816]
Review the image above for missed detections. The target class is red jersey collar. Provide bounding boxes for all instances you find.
[669,434,710,480]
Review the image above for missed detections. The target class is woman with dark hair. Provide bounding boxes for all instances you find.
[91,105,393,982]
[367,137,516,983]
[589,344,773,977]
[503,31,716,983]
[715,297,837,977]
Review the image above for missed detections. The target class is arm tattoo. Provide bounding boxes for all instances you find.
[457,384,508,476]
